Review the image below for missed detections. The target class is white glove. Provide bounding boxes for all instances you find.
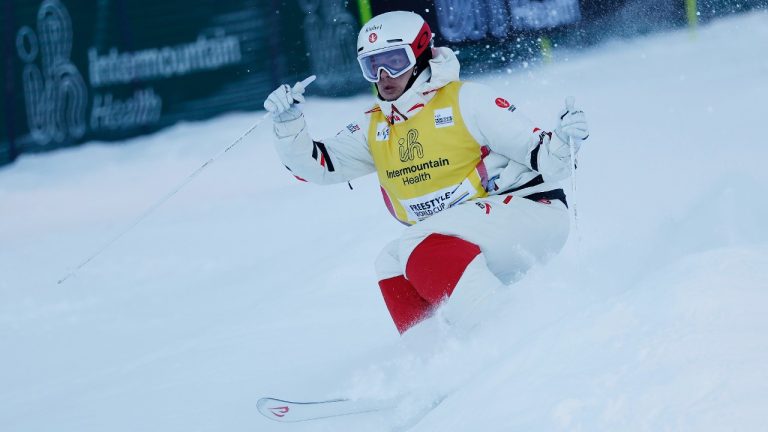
[554,96,589,151]
[264,75,316,122]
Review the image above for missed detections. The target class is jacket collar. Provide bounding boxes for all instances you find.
[375,47,460,124]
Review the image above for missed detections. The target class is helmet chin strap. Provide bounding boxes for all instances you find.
[405,66,419,90]
[405,48,433,91]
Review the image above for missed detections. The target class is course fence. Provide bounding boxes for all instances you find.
[1,0,763,166]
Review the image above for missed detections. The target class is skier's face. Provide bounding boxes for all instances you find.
[377,67,413,101]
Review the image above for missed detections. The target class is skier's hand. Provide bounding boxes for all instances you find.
[264,75,316,122]
[554,96,589,151]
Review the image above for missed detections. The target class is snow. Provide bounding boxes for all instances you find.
[2,11,768,432]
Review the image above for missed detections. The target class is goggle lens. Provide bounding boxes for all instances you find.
[358,47,415,82]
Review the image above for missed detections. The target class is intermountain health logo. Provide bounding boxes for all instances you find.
[15,0,242,147]
[15,0,87,147]
[398,129,424,162]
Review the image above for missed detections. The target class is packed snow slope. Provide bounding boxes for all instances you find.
[2,11,768,432]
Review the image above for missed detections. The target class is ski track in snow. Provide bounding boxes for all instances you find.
[1,11,768,432]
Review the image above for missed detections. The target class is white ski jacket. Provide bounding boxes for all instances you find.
[271,47,575,219]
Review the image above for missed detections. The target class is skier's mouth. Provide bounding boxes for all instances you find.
[380,83,399,94]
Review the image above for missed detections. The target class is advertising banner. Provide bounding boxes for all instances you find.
[2,0,763,167]
[0,0,367,166]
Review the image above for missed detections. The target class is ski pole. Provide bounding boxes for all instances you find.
[56,112,269,285]
[57,76,317,285]
[57,75,317,285]
[565,96,580,242]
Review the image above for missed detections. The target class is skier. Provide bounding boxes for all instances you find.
[264,11,589,335]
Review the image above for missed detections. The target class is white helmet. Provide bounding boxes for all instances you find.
[356,11,432,82]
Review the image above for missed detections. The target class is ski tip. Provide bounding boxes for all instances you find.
[257,398,292,422]
[257,397,372,423]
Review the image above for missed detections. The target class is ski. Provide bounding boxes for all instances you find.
[256,397,397,422]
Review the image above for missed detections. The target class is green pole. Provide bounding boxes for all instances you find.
[540,36,553,64]
[357,0,373,25]
[686,0,698,35]
[357,0,376,95]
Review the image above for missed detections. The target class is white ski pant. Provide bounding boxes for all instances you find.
[375,194,569,333]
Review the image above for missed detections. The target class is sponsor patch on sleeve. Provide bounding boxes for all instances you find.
[346,122,361,134]
[495,97,516,112]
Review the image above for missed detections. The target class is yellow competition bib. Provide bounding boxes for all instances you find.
[368,81,489,225]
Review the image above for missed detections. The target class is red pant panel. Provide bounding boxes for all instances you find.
[379,275,432,334]
[405,233,481,304]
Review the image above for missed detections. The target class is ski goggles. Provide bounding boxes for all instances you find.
[357,46,416,82]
